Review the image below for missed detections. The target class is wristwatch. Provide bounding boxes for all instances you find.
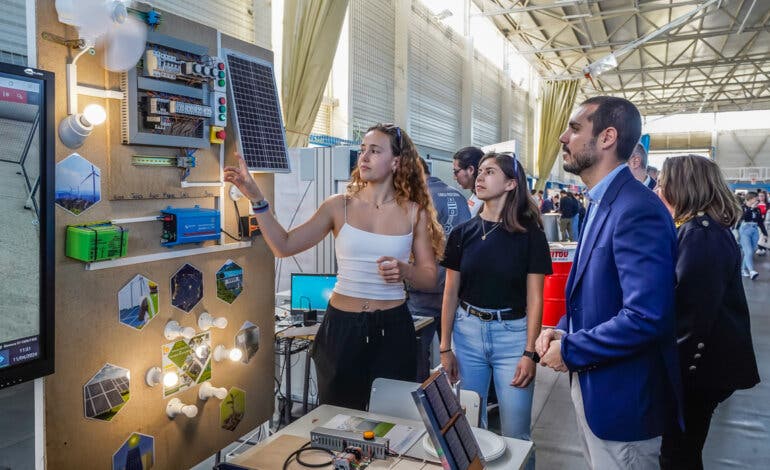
[523,350,540,363]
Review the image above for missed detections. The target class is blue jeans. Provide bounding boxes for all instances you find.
[452,305,534,439]
[739,223,759,272]
[571,215,580,242]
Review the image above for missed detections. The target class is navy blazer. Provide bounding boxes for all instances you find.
[557,167,683,441]
[675,214,760,391]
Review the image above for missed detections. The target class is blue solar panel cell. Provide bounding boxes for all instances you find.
[223,50,290,172]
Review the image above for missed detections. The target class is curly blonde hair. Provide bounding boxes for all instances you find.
[347,123,445,260]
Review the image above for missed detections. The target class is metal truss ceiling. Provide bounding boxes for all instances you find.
[475,0,770,115]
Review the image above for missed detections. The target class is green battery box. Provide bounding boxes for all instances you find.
[66,222,129,262]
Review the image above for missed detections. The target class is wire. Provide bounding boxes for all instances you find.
[275,180,314,290]
[233,200,243,237]
[282,441,334,470]
[222,228,242,241]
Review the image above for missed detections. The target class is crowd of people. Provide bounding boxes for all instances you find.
[224,95,761,470]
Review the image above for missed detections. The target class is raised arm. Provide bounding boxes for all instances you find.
[224,153,336,258]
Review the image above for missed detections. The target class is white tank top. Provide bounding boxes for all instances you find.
[333,197,415,300]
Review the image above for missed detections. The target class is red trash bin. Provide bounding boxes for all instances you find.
[542,243,577,328]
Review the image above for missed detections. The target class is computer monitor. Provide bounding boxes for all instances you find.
[0,62,56,389]
[290,273,337,312]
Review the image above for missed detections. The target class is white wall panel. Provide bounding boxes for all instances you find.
[0,0,26,64]
[349,0,395,138]
[153,0,266,47]
[510,86,530,171]
[472,55,501,147]
[408,4,463,152]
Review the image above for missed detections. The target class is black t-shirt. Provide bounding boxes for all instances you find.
[440,216,552,312]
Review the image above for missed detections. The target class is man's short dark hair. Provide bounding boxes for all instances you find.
[453,146,484,170]
[581,96,642,162]
[419,157,430,175]
[631,143,648,168]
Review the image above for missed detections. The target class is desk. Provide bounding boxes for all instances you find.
[275,317,434,425]
[230,404,534,469]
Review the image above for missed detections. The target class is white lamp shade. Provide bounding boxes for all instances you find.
[58,114,92,149]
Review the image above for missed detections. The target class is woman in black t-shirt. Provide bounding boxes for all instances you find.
[439,153,551,455]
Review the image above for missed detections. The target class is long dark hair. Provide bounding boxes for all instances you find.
[480,152,542,232]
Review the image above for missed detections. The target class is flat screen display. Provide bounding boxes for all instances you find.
[290,274,337,312]
[0,62,55,389]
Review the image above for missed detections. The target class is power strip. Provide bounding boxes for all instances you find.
[310,427,389,460]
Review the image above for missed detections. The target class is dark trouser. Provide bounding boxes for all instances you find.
[660,385,734,470]
[311,303,417,411]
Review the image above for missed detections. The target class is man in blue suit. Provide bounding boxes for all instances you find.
[535,96,682,469]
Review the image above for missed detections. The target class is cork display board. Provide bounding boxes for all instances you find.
[38,2,276,468]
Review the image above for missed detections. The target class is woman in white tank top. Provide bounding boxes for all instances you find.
[224,123,444,410]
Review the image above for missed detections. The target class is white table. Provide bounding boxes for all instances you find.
[230,404,533,469]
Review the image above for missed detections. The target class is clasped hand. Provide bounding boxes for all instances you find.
[535,328,568,372]
[376,256,405,283]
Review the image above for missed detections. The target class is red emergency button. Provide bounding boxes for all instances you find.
[216,130,226,140]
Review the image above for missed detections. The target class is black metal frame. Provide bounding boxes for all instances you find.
[0,62,55,389]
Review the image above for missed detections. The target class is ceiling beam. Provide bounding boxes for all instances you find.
[514,24,770,55]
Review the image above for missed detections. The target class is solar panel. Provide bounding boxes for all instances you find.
[412,370,484,470]
[223,49,290,173]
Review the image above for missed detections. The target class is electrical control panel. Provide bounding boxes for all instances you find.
[122,32,228,148]
[159,206,221,247]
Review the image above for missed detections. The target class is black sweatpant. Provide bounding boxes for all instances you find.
[660,385,734,470]
[311,303,417,411]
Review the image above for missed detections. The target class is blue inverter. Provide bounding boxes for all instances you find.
[160,206,221,247]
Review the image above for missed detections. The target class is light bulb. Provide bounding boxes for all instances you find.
[163,371,179,387]
[229,348,243,362]
[214,345,243,362]
[82,104,106,126]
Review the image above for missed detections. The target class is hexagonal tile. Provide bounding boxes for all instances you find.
[112,432,154,469]
[84,363,130,421]
[118,275,159,330]
[216,259,243,304]
[220,387,245,431]
[171,263,203,313]
[235,321,260,364]
[55,153,101,215]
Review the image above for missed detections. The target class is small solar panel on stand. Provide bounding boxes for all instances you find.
[223,50,291,173]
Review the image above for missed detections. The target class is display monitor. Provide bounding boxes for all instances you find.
[0,62,55,389]
[290,273,336,312]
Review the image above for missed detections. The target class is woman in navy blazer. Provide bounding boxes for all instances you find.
[656,155,760,470]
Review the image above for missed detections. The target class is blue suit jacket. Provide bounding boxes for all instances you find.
[556,167,683,441]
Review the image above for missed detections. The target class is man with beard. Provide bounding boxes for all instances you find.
[535,96,682,470]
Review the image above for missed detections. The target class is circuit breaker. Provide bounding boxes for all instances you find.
[122,32,229,148]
